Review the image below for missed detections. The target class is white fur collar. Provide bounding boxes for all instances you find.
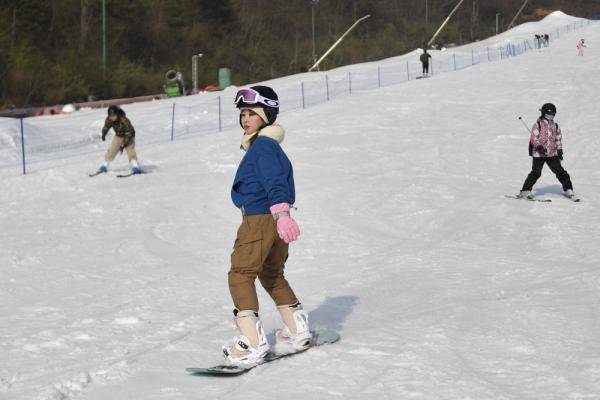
[240,124,285,151]
[258,124,285,143]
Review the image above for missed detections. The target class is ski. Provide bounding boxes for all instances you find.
[504,194,551,203]
[88,171,106,177]
[186,330,340,377]
[116,170,149,178]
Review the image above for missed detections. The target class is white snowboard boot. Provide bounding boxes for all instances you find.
[222,310,269,365]
[518,190,533,199]
[564,189,576,199]
[275,303,311,352]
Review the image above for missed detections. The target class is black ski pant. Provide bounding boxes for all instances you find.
[521,156,573,192]
[422,63,429,74]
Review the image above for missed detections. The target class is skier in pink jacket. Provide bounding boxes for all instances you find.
[577,39,586,56]
[518,103,576,200]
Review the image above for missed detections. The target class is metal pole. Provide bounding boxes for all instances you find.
[218,96,222,132]
[427,0,466,48]
[453,54,456,70]
[425,0,429,26]
[507,0,529,30]
[170,103,176,141]
[102,0,106,79]
[20,118,26,175]
[348,72,351,95]
[308,14,371,71]
[496,13,499,35]
[301,82,306,108]
[377,66,381,88]
[311,0,318,67]
[325,75,330,100]
[192,55,197,91]
[406,61,410,80]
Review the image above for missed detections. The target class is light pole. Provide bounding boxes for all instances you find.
[496,13,500,34]
[310,0,319,68]
[192,53,203,92]
[102,0,106,79]
[425,0,429,26]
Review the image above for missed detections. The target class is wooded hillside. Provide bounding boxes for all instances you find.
[0,0,597,108]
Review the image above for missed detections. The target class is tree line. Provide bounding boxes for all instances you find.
[0,0,596,108]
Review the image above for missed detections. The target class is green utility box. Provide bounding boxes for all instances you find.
[218,68,231,90]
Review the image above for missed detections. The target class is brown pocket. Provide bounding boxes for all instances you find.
[231,231,263,271]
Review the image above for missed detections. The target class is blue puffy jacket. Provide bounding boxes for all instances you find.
[231,132,295,215]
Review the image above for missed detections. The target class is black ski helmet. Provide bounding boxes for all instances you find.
[107,105,125,118]
[236,85,279,125]
[540,103,556,116]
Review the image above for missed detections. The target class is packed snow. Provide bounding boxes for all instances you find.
[1,11,599,400]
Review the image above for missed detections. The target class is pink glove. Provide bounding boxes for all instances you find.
[270,203,300,244]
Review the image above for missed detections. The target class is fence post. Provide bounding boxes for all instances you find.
[471,48,474,65]
[170,103,176,141]
[406,61,410,81]
[301,82,306,109]
[348,72,352,95]
[487,47,490,62]
[20,118,26,175]
[377,66,381,88]
[325,75,330,101]
[453,54,456,70]
[218,96,222,132]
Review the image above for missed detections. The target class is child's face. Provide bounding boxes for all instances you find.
[109,114,117,122]
[240,110,264,134]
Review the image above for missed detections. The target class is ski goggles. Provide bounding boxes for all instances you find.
[234,88,279,108]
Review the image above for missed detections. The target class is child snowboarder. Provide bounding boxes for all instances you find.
[577,38,586,56]
[222,85,310,365]
[517,103,576,200]
[96,105,141,174]
[420,49,432,77]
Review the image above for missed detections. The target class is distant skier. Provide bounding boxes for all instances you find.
[517,103,576,200]
[222,85,310,365]
[535,34,541,49]
[577,38,586,56]
[420,49,432,77]
[96,105,141,175]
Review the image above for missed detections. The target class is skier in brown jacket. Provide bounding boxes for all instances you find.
[95,106,141,174]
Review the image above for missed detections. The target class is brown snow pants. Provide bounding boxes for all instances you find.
[228,214,298,312]
[105,135,137,162]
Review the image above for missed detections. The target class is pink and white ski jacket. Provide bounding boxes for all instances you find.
[530,118,562,158]
[577,40,586,51]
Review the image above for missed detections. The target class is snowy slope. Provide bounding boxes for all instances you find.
[1,12,600,400]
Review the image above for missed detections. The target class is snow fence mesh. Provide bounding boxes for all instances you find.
[0,19,592,174]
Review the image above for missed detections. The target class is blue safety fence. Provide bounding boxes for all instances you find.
[0,18,592,175]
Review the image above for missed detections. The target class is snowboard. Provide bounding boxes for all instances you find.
[186,330,340,377]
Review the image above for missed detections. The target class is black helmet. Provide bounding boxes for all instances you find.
[235,85,279,125]
[107,105,125,118]
[540,103,556,116]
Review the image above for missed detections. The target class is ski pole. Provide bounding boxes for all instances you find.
[517,116,530,133]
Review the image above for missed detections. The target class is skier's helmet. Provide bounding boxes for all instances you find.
[234,85,279,126]
[540,103,556,116]
[107,105,125,118]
